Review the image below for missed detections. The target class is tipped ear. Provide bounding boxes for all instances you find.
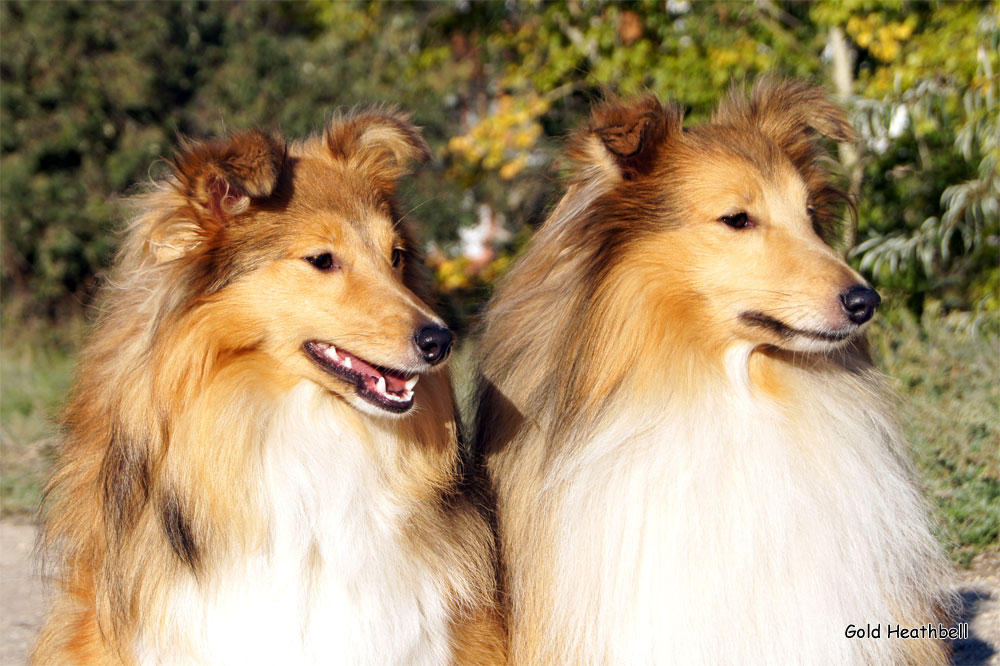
[715,77,857,146]
[325,110,431,187]
[172,129,286,226]
[568,95,682,181]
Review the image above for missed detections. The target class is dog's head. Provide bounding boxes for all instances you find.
[150,111,449,416]
[568,78,874,354]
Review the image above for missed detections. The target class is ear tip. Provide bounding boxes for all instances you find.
[741,75,857,143]
[381,111,431,162]
[326,108,431,172]
[221,128,286,197]
[238,165,281,198]
[748,76,822,106]
[168,128,285,209]
[588,94,664,131]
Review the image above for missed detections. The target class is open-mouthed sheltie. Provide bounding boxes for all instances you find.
[473,79,952,665]
[34,111,504,665]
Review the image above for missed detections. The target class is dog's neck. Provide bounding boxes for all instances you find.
[133,380,457,666]
[527,344,946,666]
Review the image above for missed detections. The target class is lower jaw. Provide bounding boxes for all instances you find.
[352,385,414,413]
[766,333,856,354]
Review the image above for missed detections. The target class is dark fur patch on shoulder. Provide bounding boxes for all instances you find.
[162,491,199,570]
[101,425,151,539]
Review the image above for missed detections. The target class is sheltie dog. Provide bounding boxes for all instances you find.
[34,111,504,665]
[474,79,952,665]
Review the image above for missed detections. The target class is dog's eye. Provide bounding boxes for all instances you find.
[305,253,338,272]
[391,247,405,269]
[720,212,752,230]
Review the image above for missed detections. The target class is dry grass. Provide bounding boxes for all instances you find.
[868,302,1000,567]
[0,304,84,516]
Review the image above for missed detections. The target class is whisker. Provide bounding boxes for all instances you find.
[396,196,438,226]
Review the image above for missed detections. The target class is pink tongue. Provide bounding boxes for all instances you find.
[339,350,408,393]
[383,374,407,393]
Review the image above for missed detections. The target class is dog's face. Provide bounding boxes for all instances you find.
[656,141,875,353]
[155,113,451,416]
[572,80,876,354]
[240,158,451,417]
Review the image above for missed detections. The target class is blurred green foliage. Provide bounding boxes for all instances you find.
[2,0,997,327]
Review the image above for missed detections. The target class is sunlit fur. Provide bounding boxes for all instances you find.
[474,79,952,666]
[34,111,504,665]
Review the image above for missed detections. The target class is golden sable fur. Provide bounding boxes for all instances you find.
[474,79,952,665]
[34,111,504,665]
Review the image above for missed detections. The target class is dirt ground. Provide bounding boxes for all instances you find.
[0,521,45,666]
[1,519,997,665]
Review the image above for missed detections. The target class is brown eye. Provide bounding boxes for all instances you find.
[720,212,752,230]
[305,252,338,272]
[391,247,404,269]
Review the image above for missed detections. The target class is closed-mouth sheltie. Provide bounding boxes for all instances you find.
[474,79,952,665]
[34,111,504,665]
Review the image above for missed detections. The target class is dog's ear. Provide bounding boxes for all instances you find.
[567,95,682,182]
[145,129,284,264]
[325,110,431,190]
[715,77,857,148]
[171,129,286,230]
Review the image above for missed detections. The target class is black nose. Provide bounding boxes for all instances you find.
[840,285,881,325]
[414,325,453,365]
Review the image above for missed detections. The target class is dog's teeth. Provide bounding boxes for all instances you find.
[343,356,352,370]
[405,376,419,391]
[376,376,387,394]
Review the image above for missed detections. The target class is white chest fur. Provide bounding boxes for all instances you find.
[137,383,451,666]
[542,351,942,666]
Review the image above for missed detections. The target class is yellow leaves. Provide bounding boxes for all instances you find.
[447,135,473,154]
[851,3,985,100]
[847,13,917,62]
[708,45,740,69]
[446,93,549,179]
[706,37,774,82]
[433,254,512,294]
[482,254,511,283]
[499,156,527,180]
[435,257,473,292]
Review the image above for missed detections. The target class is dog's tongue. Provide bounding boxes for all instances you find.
[339,349,408,393]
